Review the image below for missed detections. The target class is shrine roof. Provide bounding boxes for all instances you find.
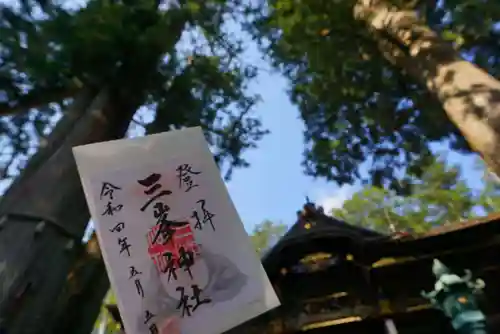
[281,204,383,241]
[261,203,500,272]
[371,212,500,258]
[416,212,500,238]
[261,203,388,274]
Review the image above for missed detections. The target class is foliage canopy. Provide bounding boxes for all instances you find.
[0,0,267,182]
[333,156,500,233]
[248,0,500,193]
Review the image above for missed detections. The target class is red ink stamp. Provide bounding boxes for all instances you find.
[147,223,200,273]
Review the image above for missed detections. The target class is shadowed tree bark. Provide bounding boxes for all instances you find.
[0,86,141,334]
[0,3,184,331]
[47,95,189,334]
[250,0,500,191]
[0,2,265,333]
[0,88,96,212]
[49,233,109,334]
[355,0,500,178]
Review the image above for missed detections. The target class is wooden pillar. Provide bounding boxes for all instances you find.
[384,319,398,334]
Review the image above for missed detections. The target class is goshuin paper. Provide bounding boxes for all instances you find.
[73,127,280,334]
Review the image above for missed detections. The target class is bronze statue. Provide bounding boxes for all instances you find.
[422,259,487,334]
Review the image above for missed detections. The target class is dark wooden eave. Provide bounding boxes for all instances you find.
[261,204,388,278]
[229,211,500,334]
[371,212,500,259]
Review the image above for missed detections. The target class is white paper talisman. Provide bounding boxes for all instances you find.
[73,127,280,334]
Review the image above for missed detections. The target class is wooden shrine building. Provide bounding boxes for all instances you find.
[225,203,500,334]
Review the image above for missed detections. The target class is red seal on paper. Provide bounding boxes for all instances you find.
[147,223,200,273]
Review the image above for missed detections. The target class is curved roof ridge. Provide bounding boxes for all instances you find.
[261,202,388,270]
[282,202,384,240]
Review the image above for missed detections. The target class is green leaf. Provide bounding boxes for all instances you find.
[248,0,500,191]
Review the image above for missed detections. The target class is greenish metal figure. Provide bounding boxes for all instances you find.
[422,259,487,334]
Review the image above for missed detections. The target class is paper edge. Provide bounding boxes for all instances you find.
[71,126,282,334]
[71,152,135,334]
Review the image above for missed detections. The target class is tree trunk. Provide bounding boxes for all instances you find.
[46,110,181,334]
[0,87,140,334]
[355,0,500,177]
[42,105,182,334]
[0,87,97,212]
[49,233,110,334]
[63,98,186,334]
[0,4,189,331]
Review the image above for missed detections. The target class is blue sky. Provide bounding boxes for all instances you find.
[210,21,486,231]
[2,0,488,236]
[223,56,357,230]
[222,48,484,232]
[0,0,345,236]
[225,67,346,231]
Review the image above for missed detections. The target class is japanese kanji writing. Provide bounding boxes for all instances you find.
[118,236,132,257]
[177,164,201,192]
[144,310,158,334]
[176,285,212,317]
[163,251,177,282]
[109,222,125,233]
[99,180,147,324]
[147,223,200,277]
[178,246,195,279]
[138,164,215,325]
[129,266,142,279]
[73,127,270,334]
[102,201,123,216]
[130,266,144,298]
[137,173,172,213]
[100,182,121,200]
[192,199,216,231]
[153,215,189,246]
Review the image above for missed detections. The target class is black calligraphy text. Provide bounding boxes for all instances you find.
[118,237,131,257]
[100,182,121,200]
[178,246,195,279]
[102,201,123,216]
[176,164,201,192]
[109,222,125,233]
[176,285,211,317]
[137,173,172,212]
[192,199,216,231]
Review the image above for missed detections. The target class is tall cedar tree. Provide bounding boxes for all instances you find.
[0,0,267,182]
[249,0,500,193]
[0,1,267,333]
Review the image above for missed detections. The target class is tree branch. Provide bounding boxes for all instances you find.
[0,85,79,117]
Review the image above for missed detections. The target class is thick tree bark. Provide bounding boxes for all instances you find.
[44,104,181,334]
[0,87,140,334]
[0,4,188,330]
[66,94,189,334]
[49,233,110,334]
[24,18,188,334]
[355,0,500,177]
[0,87,97,212]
